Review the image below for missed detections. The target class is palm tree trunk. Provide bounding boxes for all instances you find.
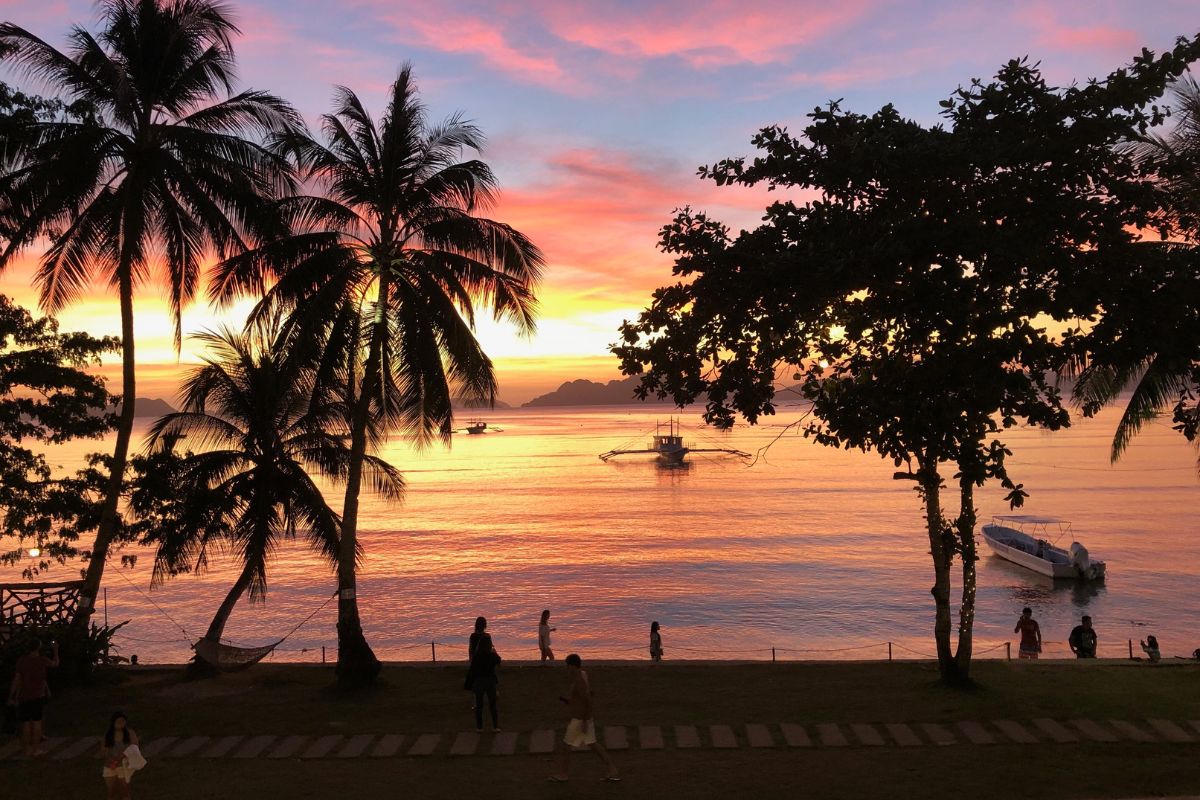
[75,268,136,631]
[335,389,380,688]
[335,290,389,689]
[954,476,978,679]
[203,559,256,644]
[919,457,960,683]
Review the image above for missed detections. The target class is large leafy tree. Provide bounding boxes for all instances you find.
[616,39,1200,683]
[0,0,303,628]
[1068,74,1200,464]
[214,66,544,687]
[0,294,117,574]
[137,322,402,668]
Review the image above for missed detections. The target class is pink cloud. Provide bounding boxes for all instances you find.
[1024,8,1138,54]
[542,0,874,69]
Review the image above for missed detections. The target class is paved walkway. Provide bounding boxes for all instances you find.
[4,719,1197,761]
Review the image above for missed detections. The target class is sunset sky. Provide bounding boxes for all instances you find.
[0,0,1195,403]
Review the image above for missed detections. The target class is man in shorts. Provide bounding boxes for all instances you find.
[547,654,619,783]
[1014,607,1042,659]
[8,638,59,757]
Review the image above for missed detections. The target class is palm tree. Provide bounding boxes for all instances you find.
[140,322,403,668]
[1068,75,1200,463]
[0,0,303,626]
[214,66,544,687]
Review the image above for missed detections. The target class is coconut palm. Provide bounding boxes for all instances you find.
[140,321,403,667]
[214,65,544,686]
[0,0,303,624]
[1069,75,1200,463]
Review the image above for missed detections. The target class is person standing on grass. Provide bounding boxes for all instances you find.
[538,609,556,662]
[100,711,139,799]
[650,621,663,662]
[7,638,58,757]
[467,616,501,732]
[1068,615,1098,658]
[548,654,619,783]
[1014,607,1042,659]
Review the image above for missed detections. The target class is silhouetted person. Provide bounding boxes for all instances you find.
[7,638,58,757]
[1014,607,1042,659]
[650,621,663,662]
[467,616,500,732]
[1069,615,1098,658]
[1140,635,1161,663]
[101,710,140,799]
[538,609,556,662]
[547,654,619,783]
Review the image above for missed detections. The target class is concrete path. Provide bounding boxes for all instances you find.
[7,717,1197,761]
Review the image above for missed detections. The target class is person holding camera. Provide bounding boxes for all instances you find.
[7,638,59,757]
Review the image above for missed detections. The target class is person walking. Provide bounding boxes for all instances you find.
[1014,607,1042,659]
[100,711,140,799]
[649,621,663,662]
[7,638,59,757]
[1068,615,1098,658]
[467,616,501,732]
[538,610,556,662]
[547,654,619,783]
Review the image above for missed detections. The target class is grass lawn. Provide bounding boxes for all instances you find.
[8,659,1200,799]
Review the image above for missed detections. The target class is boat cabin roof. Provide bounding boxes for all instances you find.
[993,514,1070,525]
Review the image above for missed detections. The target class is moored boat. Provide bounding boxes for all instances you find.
[980,515,1105,581]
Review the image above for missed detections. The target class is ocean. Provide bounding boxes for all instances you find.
[4,404,1198,664]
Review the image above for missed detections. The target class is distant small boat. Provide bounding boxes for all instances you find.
[981,515,1106,581]
[599,418,749,465]
[466,420,487,435]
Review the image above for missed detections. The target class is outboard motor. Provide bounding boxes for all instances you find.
[1070,542,1105,580]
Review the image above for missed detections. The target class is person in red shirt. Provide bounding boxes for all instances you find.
[1014,607,1042,660]
[7,638,59,757]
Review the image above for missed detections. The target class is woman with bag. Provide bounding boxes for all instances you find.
[100,711,141,799]
[467,616,501,733]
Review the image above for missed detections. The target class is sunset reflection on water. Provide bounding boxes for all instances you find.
[7,405,1198,664]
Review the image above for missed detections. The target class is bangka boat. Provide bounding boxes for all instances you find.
[599,418,750,465]
[980,515,1106,581]
[465,420,487,435]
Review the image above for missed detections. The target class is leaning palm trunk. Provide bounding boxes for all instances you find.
[335,396,380,687]
[75,271,137,632]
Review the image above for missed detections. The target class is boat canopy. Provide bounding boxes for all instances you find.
[992,514,1070,524]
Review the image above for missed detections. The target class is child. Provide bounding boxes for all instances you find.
[538,609,556,662]
[649,621,663,662]
[101,711,139,799]
[1140,635,1161,663]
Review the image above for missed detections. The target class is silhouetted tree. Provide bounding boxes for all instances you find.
[0,0,303,629]
[616,39,1200,682]
[213,66,544,687]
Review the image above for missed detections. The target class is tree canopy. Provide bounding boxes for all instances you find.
[616,37,1200,680]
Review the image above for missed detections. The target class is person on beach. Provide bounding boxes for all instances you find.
[548,654,620,783]
[1140,635,1161,663]
[1014,607,1042,659]
[7,638,59,757]
[466,616,501,732]
[100,711,139,799]
[650,621,663,662]
[539,609,556,662]
[1068,615,1098,658]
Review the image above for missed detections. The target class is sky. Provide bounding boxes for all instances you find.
[0,0,1196,403]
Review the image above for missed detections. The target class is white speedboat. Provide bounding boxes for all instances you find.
[980,515,1106,581]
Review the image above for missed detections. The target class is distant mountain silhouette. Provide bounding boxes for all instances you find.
[522,376,676,407]
[110,397,178,418]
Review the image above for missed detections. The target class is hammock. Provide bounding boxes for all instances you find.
[189,590,339,672]
[192,637,279,671]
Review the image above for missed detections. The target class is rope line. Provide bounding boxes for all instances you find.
[108,568,194,647]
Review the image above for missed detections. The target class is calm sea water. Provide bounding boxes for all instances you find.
[5,405,1198,663]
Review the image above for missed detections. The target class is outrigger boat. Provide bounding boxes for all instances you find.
[599,419,750,465]
[980,515,1106,581]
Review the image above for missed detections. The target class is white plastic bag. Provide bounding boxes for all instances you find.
[123,744,147,771]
